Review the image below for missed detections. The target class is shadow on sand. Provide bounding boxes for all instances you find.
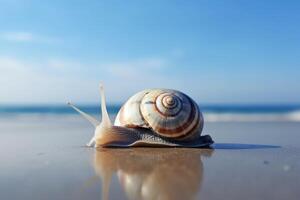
[212,143,281,149]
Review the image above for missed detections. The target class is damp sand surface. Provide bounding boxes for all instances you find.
[0,115,300,200]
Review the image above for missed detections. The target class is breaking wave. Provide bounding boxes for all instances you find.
[204,110,300,122]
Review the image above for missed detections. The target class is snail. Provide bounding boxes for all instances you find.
[68,84,213,147]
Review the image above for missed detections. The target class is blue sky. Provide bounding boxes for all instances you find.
[0,0,299,104]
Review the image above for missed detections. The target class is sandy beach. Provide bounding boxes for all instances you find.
[0,114,299,200]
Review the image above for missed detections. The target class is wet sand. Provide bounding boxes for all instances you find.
[0,115,300,200]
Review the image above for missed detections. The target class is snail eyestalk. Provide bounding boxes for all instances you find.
[67,84,113,148]
[92,84,114,147]
[67,102,100,147]
[99,84,111,127]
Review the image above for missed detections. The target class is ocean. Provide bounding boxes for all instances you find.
[0,104,300,122]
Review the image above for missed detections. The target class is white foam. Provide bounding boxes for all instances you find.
[204,111,300,122]
[285,111,300,122]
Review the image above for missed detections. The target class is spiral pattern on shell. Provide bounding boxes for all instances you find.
[114,89,203,139]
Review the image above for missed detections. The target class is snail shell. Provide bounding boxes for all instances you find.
[115,89,204,140]
[68,85,213,147]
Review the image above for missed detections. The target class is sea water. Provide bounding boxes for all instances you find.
[0,104,300,122]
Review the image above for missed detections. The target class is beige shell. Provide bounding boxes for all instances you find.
[115,89,204,140]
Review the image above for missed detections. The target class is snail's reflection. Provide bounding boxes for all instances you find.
[93,148,213,200]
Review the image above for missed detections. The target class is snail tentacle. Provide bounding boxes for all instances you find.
[67,102,99,127]
[67,102,99,146]
[99,84,111,127]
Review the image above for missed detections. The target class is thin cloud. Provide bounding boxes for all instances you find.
[0,56,176,104]
[1,32,33,42]
[0,31,60,44]
[0,56,96,104]
[47,59,85,70]
[104,58,168,79]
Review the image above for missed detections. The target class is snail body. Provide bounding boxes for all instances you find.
[68,85,213,147]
